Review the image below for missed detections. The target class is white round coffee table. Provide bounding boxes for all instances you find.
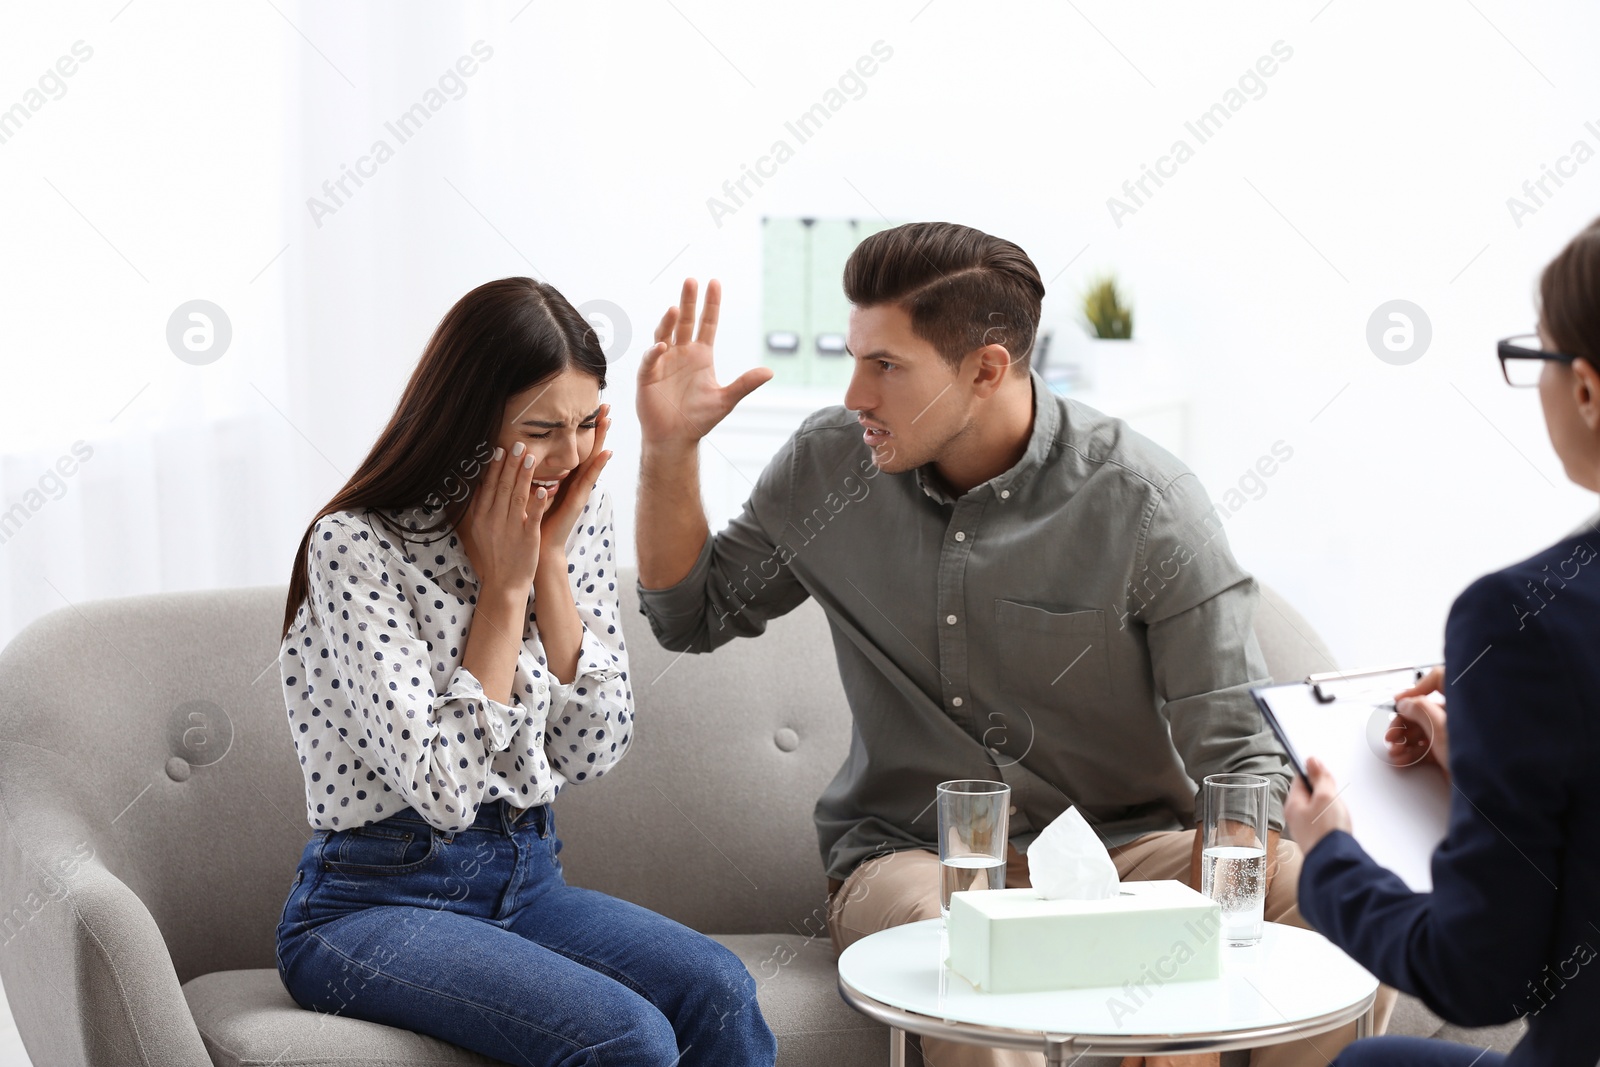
[837,919,1377,1066]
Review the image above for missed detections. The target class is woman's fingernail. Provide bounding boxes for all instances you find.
[523,453,535,468]
[536,487,547,499]
[511,441,525,457]
[493,446,504,461]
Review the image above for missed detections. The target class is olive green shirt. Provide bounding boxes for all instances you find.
[636,371,1290,882]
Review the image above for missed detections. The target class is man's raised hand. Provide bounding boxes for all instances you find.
[636,278,773,451]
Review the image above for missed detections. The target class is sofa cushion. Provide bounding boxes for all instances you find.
[183,934,885,1067]
[553,583,855,937]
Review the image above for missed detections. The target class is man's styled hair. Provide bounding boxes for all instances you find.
[842,221,1046,371]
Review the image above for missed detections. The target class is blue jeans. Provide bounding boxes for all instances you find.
[275,798,776,1066]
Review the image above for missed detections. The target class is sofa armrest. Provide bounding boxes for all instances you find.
[0,807,212,1067]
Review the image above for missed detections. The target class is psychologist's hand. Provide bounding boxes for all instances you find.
[1385,696,1451,779]
[637,278,773,452]
[1387,666,1450,778]
[1397,664,1445,701]
[1284,757,1352,856]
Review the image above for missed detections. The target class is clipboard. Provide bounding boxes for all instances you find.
[1251,663,1450,891]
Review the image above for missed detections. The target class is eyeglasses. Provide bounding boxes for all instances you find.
[1497,334,1576,387]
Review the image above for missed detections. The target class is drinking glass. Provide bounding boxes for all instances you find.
[1200,773,1270,946]
[936,780,1010,918]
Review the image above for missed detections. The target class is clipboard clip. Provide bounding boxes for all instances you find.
[1306,662,1440,704]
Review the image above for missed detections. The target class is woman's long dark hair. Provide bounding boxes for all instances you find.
[281,277,608,642]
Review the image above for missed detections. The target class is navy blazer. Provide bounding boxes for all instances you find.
[1299,530,1600,1065]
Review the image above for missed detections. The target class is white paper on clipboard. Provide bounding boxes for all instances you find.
[1253,670,1451,891]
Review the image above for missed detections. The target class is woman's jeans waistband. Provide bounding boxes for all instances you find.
[372,797,551,840]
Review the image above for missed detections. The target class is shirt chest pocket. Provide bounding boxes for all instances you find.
[992,599,1113,717]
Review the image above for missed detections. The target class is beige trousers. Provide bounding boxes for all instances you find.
[826,832,1396,1067]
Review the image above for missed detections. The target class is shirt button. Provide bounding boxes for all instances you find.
[952,696,964,707]
[954,531,966,542]
[946,614,958,625]
[1009,804,1018,815]
[1000,490,1011,499]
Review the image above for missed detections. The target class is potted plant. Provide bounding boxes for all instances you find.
[1081,274,1133,340]
[1039,274,1136,394]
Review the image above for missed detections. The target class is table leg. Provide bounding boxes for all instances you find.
[889,1026,905,1067]
[1045,1034,1071,1066]
[1358,1003,1375,1039]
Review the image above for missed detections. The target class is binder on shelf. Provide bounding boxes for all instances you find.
[807,218,860,390]
[1251,662,1448,891]
[761,217,811,387]
[760,215,907,388]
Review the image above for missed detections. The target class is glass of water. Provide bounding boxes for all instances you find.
[936,780,1010,918]
[1200,773,1271,945]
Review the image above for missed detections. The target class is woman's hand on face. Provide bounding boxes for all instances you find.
[461,439,554,599]
[538,403,613,563]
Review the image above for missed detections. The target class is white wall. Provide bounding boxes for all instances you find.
[5,0,1599,671]
[0,1,300,649]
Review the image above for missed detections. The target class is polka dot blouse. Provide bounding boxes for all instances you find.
[278,485,632,834]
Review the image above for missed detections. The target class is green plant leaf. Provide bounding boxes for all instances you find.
[1080,275,1133,340]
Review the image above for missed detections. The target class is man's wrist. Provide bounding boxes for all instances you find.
[641,440,700,471]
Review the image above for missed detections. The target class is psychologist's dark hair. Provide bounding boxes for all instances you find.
[1539,215,1600,371]
[279,277,607,642]
[842,221,1046,371]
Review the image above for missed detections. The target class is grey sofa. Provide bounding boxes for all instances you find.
[0,572,1519,1066]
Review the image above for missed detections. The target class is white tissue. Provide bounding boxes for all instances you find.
[1026,806,1120,900]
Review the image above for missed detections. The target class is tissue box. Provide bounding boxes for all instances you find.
[946,881,1223,993]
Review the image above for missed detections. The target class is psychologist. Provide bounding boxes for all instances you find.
[1286,216,1600,1066]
